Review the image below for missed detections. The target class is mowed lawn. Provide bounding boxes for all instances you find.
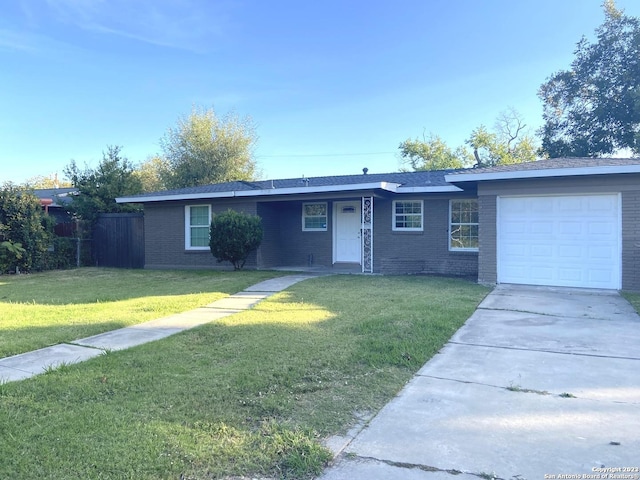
[0,273,490,479]
[0,268,285,358]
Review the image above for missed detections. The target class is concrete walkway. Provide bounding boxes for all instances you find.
[320,284,640,480]
[0,274,317,383]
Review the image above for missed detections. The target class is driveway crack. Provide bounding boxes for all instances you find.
[447,341,640,361]
[348,454,524,480]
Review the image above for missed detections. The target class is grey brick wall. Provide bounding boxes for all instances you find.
[477,194,497,285]
[373,196,478,277]
[256,201,333,268]
[622,190,640,291]
[144,199,259,270]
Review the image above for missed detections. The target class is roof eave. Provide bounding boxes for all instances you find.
[116,181,404,204]
[445,165,640,183]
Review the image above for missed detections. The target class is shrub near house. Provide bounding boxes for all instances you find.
[209,210,263,270]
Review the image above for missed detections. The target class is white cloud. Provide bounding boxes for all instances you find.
[42,0,234,52]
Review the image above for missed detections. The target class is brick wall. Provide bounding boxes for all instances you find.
[373,196,478,277]
[622,190,640,291]
[144,199,259,270]
[477,194,497,285]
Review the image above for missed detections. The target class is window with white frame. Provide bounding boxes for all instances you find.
[392,200,423,231]
[302,202,328,231]
[185,205,211,249]
[449,199,478,250]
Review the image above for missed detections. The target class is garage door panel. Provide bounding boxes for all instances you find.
[531,244,553,257]
[559,221,583,235]
[588,195,617,211]
[588,221,615,235]
[498,194,620,289]
[558,268,583,282]
[530,265,555,282]
[558,196,583,211]
[531,221,553,234]
[557,245,582,258]
[587,245,616,260]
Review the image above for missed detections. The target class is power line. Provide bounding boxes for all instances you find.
[257,151,395,158]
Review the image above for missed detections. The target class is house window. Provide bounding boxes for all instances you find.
[185,205,211,250]
[393,200,423,231]
[449,199,479,251]
[302,202,328,231]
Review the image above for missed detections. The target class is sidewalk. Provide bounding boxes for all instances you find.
[0,274,317,384]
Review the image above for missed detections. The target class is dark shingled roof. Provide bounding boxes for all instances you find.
[447,157,640,176]
[32,188,77,207]
[129,169,465,198]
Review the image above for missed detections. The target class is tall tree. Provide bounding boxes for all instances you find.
[23,173,72,189]
[160,107,258,189]
[538,1,640,157]
[134,156,169,193]
[467,109,537,167]
[399,133,473,171]
[400,109,537,171]
[64,145,142,225]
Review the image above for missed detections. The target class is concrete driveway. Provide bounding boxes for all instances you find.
[320,284,640,480]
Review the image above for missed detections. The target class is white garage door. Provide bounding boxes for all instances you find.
[498,194,621,289]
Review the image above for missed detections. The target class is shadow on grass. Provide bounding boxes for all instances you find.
[0,267,286,305]
[0,275,490,479]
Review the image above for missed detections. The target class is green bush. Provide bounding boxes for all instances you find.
[0,240,26,273]
[0,183,53,272]
[42,237,77,270]
[209,210,263,270]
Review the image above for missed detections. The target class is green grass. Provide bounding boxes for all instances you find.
[0,274,490,479]
[0,268,285,358]
[622,291,640,314]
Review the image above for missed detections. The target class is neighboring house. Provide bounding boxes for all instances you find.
[32,188,76,225]
[117,158,640,291]
[33,187,77,237]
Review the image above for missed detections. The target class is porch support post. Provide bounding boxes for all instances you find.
[362,196,373,273]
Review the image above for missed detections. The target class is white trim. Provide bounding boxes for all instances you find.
[184,205,211,251]
[396,185,462,193]
[445,164,640,183]
[392,199,424,232]
[448,199,479,252]
[116,182,463,203]
[302,202,328,231]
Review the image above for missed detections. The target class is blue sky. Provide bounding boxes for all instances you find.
[2,0,639,184]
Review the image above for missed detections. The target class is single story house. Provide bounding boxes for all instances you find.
[117,158,640,291]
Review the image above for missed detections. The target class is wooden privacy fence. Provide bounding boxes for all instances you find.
[92,213,144,268]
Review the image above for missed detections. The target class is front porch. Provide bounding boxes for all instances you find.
[256,196,375,273]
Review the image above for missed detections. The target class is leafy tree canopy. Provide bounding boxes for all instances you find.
[538,1,640,157]
[23,173,72,189]
[134,156,169,193]
[400,109,537,171]
[64,145,142,226]
[467,109,538,167]
[160,106,259,189]
[399,133,472,171]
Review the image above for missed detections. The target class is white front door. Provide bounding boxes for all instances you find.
[334,201,361,263]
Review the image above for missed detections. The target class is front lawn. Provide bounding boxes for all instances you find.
[0,274,489,479]
[0,268,285,358]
